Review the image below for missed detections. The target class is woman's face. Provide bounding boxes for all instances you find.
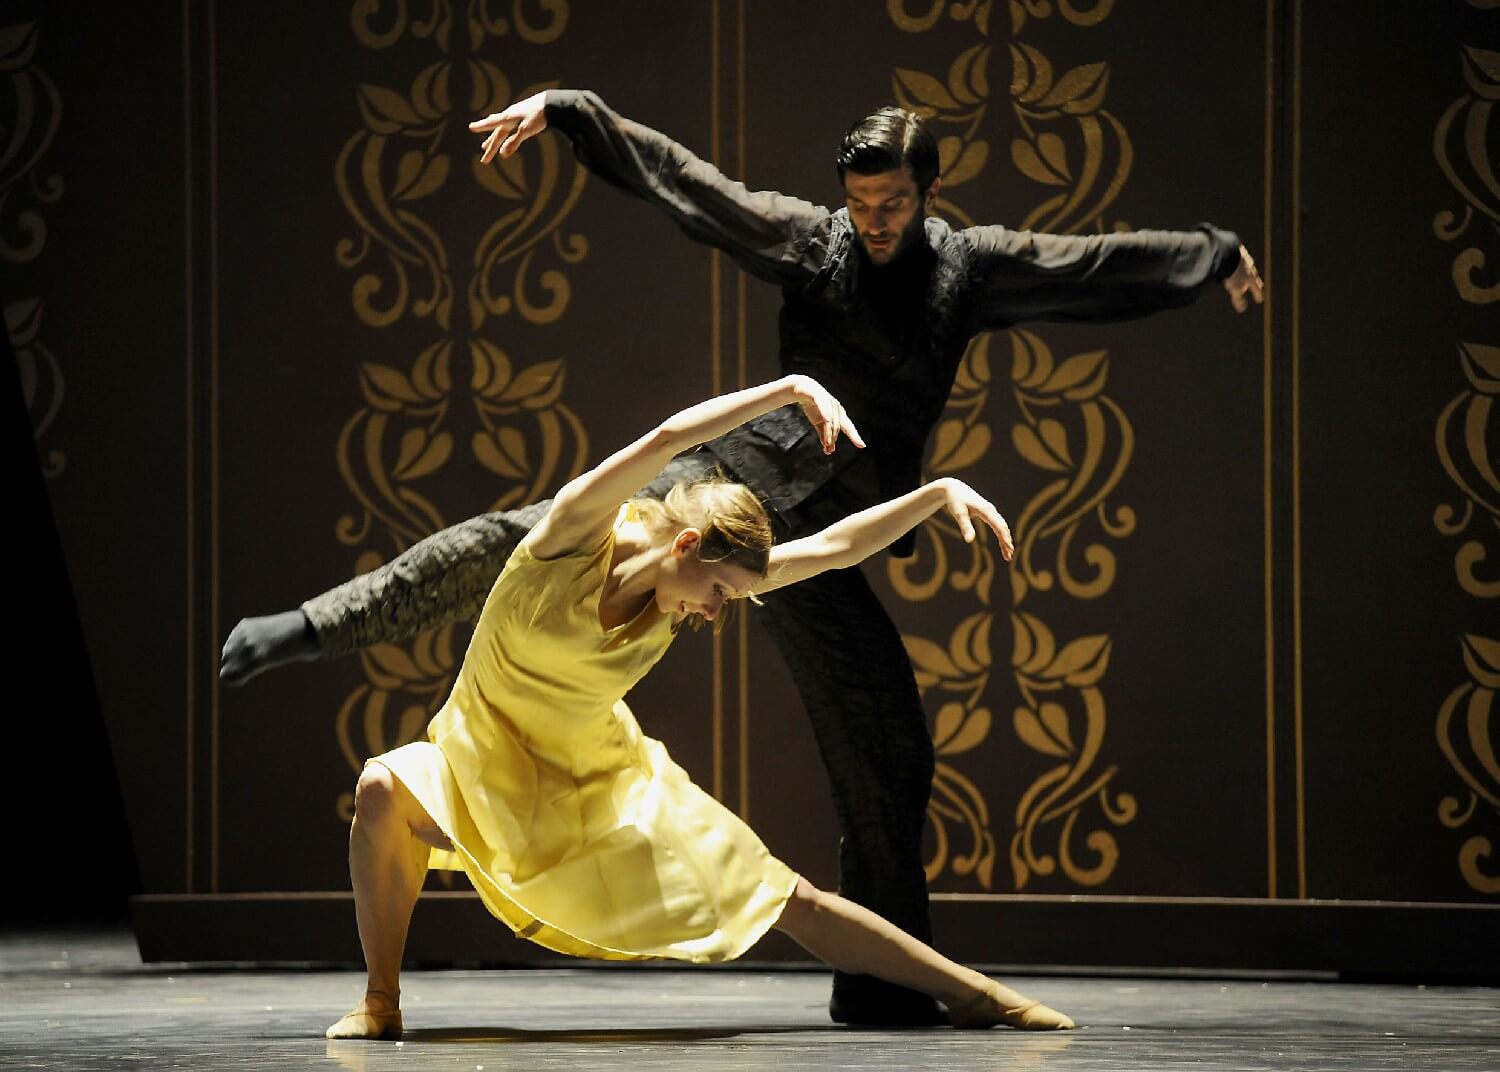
[655,529,762,622]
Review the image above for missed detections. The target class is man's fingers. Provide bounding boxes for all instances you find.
[476,113,530,162]
[842,415,866,449]
[481,129,503,163]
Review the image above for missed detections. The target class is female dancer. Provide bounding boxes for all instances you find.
[326,374,1073,1039]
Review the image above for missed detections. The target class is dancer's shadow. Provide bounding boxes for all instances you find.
[414,1022,820,1043]
[410,1024,809,1042]
[325,1025,817,1069]
[327,1026,1073,1069]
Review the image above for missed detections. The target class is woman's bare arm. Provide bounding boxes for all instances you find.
[526,375,863,560]
[757,478,1012,595]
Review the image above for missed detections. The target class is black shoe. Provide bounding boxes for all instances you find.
[829,977,946,1028]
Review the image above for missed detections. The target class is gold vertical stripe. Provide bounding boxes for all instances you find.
[736,0,750,820]
[209,0,221,891]
[709,0,724,800]
[1262,0,1277,900]
[182,0,196,894]
[1291,0,1307,901]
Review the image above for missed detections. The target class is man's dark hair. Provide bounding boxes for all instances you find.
[835,107,940,192]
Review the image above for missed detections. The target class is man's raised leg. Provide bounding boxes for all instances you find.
[220,503,549,685]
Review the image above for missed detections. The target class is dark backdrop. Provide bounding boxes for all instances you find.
[7,1,1497,973]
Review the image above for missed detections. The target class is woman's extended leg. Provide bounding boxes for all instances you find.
[774,877,1074,1030]
[325,763,451,1040]
[757,566,942,1025]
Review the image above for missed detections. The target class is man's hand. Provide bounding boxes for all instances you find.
[470,92,549,163]
[938,478,1014,561]
[1224,244,1265,312]
[789,375,865,456]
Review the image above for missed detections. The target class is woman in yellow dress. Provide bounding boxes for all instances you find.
[325,373,1074,1039]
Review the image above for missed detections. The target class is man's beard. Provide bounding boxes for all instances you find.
[859,210,926,266]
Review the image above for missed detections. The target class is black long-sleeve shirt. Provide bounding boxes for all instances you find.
[545,89,1242,541]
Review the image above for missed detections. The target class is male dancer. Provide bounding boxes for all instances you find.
[224,90,1263,1025]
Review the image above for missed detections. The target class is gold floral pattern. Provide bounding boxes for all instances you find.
[7,299,64,477]
[1436,635,1500,894]
[1433,45,1500,305]
[887,0,1136,890]
[1,19,64,475]
[332,0,586,809]
[1433,340,1500,895]
[1433,16,1500,897]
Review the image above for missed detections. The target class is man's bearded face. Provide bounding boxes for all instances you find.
[843,167,934,265]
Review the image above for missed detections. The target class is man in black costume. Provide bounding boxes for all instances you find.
[224,90,1262,1026]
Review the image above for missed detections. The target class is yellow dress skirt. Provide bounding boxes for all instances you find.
[371,510,799,963]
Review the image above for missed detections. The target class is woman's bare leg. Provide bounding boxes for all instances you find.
[325,763,451,1040]
[774,877,1074,1030]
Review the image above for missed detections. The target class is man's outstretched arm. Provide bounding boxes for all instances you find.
[471,89,830,287]
[965,223,1263,328]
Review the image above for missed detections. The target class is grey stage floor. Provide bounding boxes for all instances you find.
[1,929,1496,1071]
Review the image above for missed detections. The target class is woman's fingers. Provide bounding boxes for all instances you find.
[950,488,1015,561]
[792,377,865,454]
[973,499,1014,561]
[840,409,866,449]
[952,501,976,543]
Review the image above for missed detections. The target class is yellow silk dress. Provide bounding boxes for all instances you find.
[372,507,799,963]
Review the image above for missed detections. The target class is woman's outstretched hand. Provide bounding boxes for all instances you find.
[470,92,549,163]
[789,375,865,455]
[939,478,1014,561]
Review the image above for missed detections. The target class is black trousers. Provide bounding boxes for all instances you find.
[301,456,936,1005]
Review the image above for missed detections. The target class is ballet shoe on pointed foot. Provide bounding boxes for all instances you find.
[324,1008,403,1041]
[948,985,1075,1030]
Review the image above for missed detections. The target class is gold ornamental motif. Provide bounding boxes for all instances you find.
[336,62,458,330]
[1433,19,1500,897]
[1436,635,1500,895]
[1436,343,1500,601]
[1433,342,1500,894]
[886,2,1136,890]
[1009,329,1135,604]
[333,1,585,804]
[7,299,65,477]
[1,19,64,475]
[468,72,590,331]
[1433,45,1500,305]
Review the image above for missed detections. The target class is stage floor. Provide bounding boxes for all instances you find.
[2,928,1496,1071]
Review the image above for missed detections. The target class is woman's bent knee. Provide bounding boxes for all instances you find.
[353,764,399,819]
[777,876,824,933]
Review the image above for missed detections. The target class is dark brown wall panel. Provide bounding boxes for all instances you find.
[27,4,192,896]
[1300,1,1500,902]
[212,5,727,892]
[20,0,1495,968]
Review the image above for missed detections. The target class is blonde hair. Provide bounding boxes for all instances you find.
[631,476,773,632]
